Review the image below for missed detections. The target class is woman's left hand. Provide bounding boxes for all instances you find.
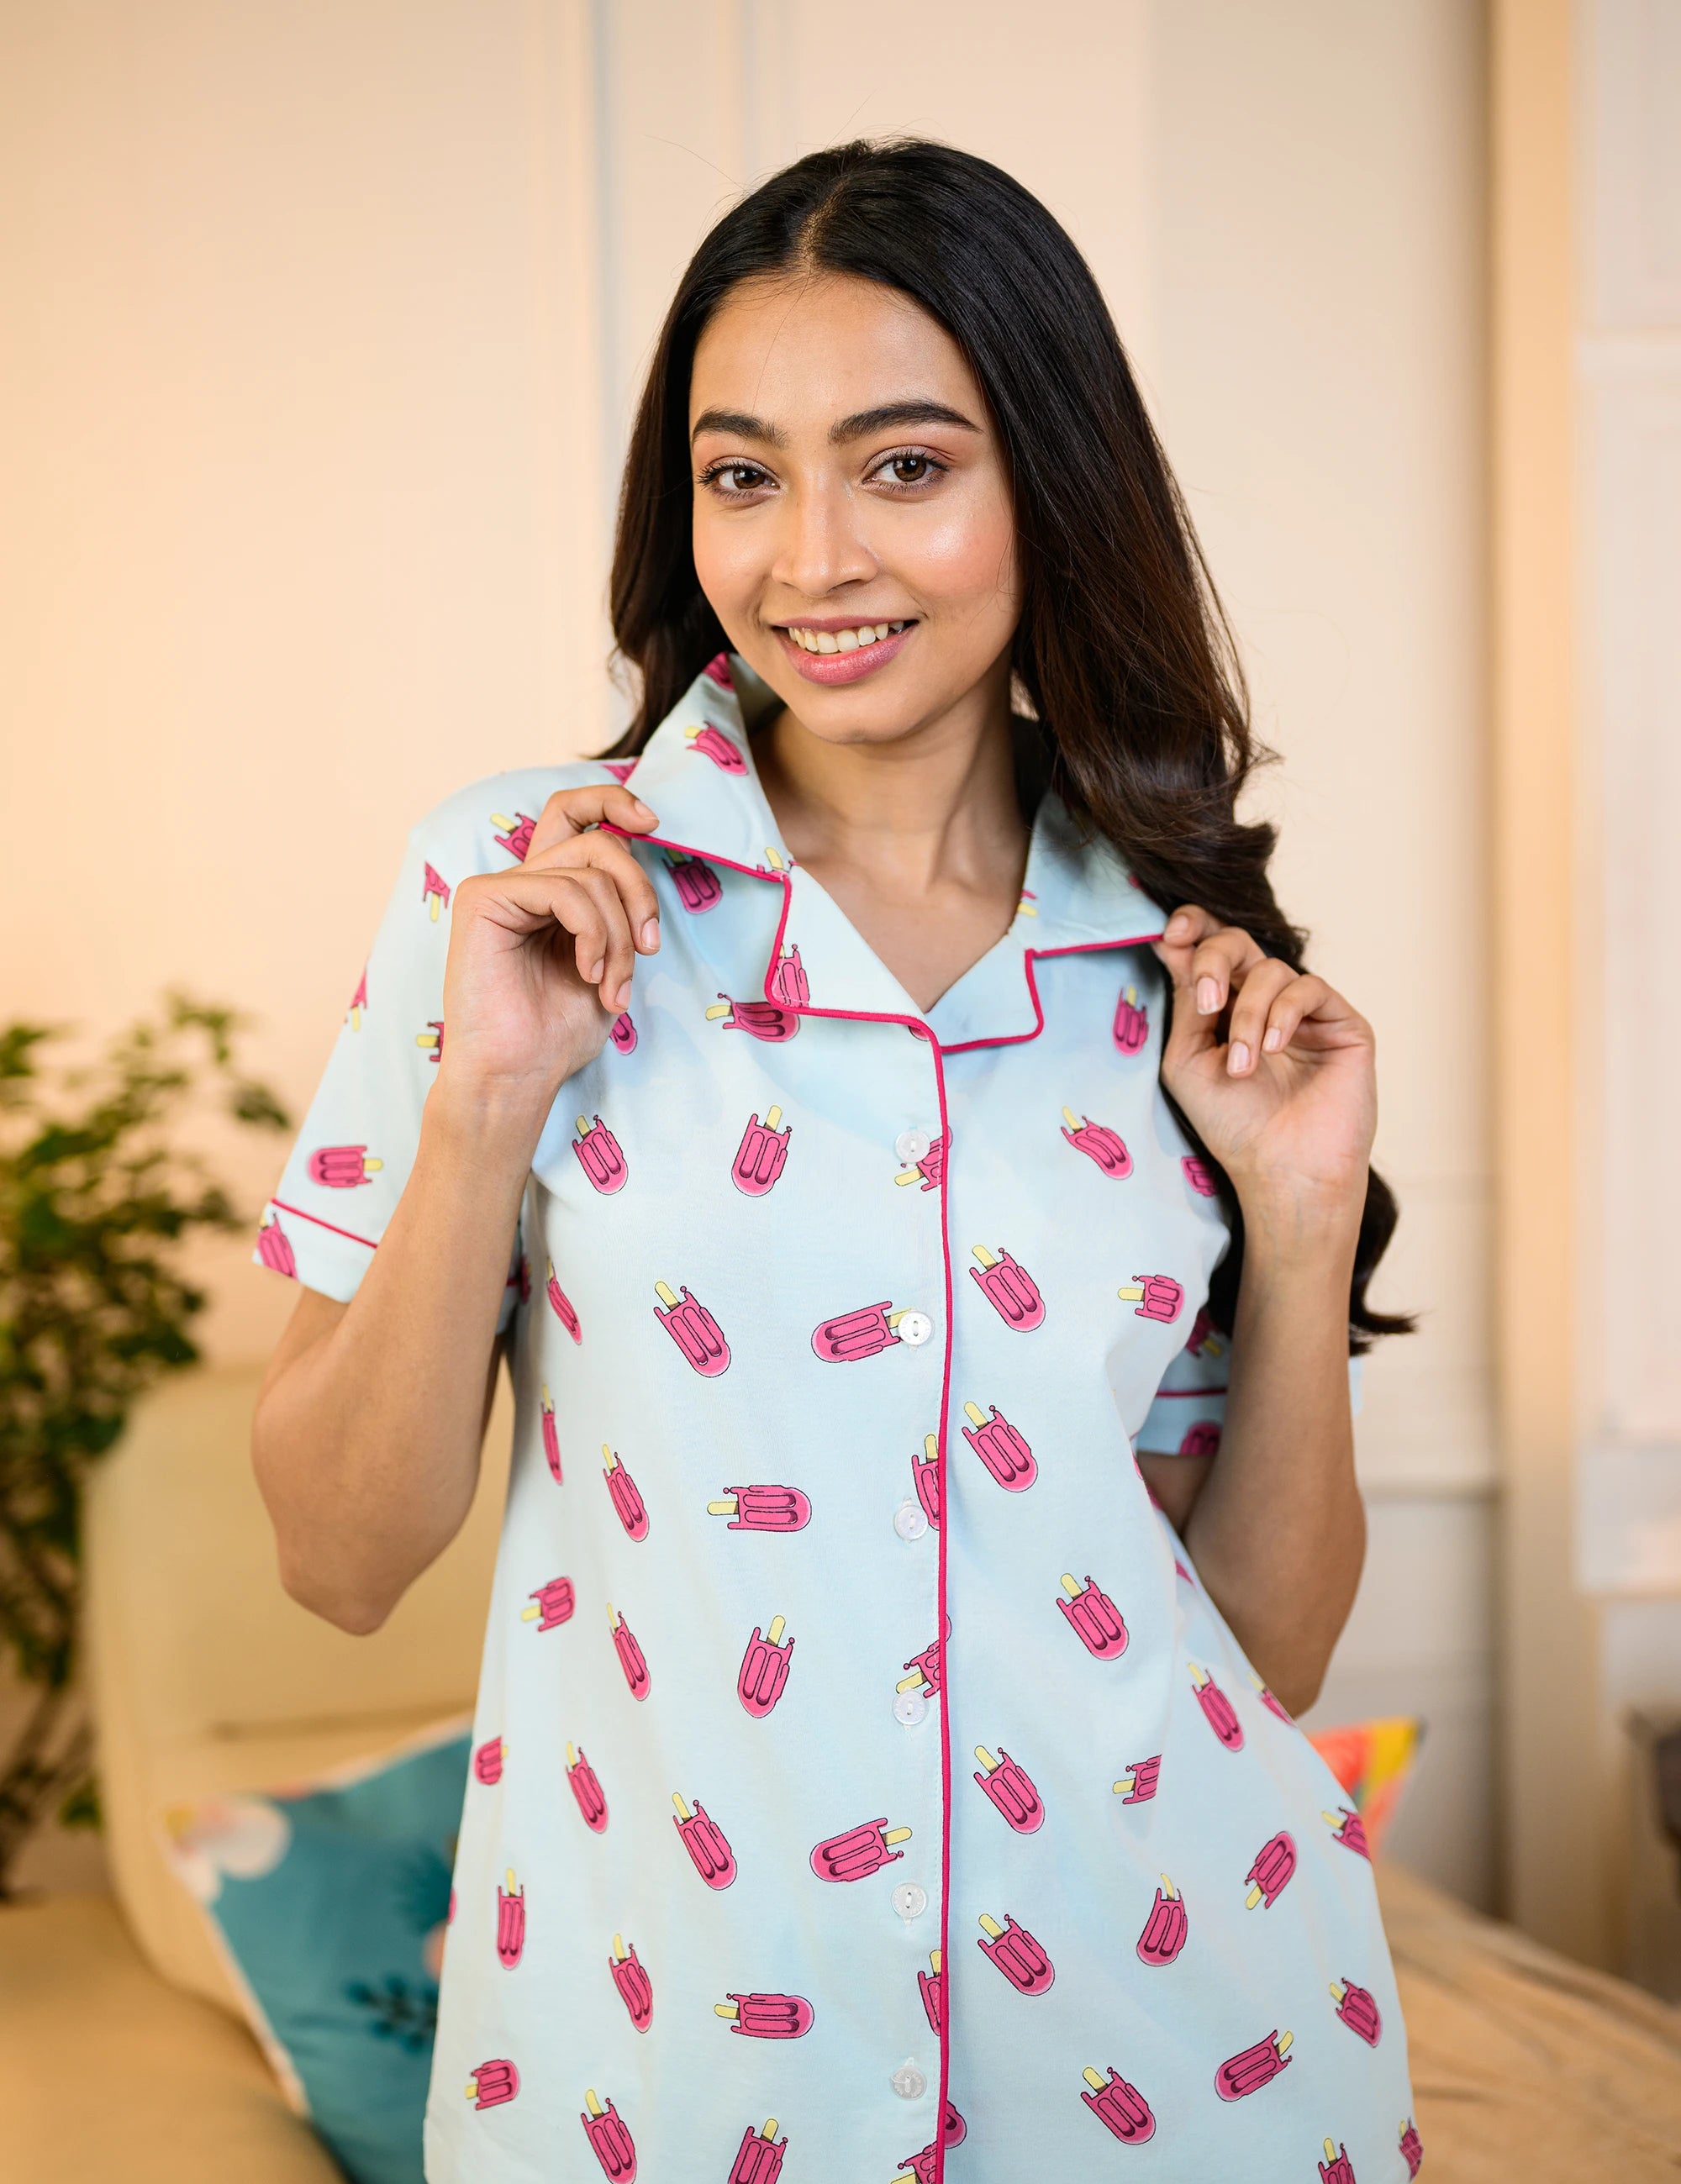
[1151,906,1376,1220]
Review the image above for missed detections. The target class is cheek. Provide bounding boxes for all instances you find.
[900,487,1019,620]
[692,504,763,621]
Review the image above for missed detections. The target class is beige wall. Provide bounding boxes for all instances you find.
[3,2,1504,1912]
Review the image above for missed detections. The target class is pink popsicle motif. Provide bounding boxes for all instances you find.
[1251,1670,1295,1724]
[600,758,638,782]
[1057,1572,1129,1660]
[465,2058,519,2109]
[731,1107,791,1196]
[912,1434,942,1526]
[1060,1105,1132,1177]
[977,1911,1055,1995]
[473,1736,504,1785]
[422,863,451,918]
[1190,1661,1245,1749]
[811,1300,916,1361]
[768,944,809,1008]
[1320,2139,1358,2184]
[1400,2119,1425,2177]
[520,1576,574,1632]
[1113,983,1149,1054]
[737,1616,793,1717]
[579,2089,635,2180]
[540,1385,562,1482]
[1245,1829,1297,1909]
[728,2122,787,2184]
[347,966,367,1027]
[707,1486,811,1533]
[654,1280,730,1374]
[546,1260,582,1342]
[714,1992,814,2039]
[573,1113,628,1193]
[566,1742,607,1831]
[898,1636,943,1700]
[809,1818,911,1882]
[1179,1421,1222,1457]
[491,811,536,861]
[973,1745,1044,1832]
[1117,1272,1185,1323]
[1330,1976,1383,2045]
[308,1145,382,1189]
[602,1445,650,1539]
[1215,2029,1294,2101]
[685,721,747,773]
[1324,1804,1372,1859]
[1112,1754,1162,1802]
[1081,2065,1156,2145]
[666,850,722,913]
[962,1400,1035,1489]
[607,1604,649,1700]
[609,1012,638,1054]
[495,1868,524,1966]
[672,1792,735,1887]
[893,1132,946,1192]
[918,1950,944,2033]
[415,1019,445,1065]
[1183,1154,1218,1196]
[256,1213,297,1278]
[705,993,800,1041]
[702,651,734,688]
[969,1245,1046,1329]
[1136,1876,1188,1966]
[609,1935,652,2031]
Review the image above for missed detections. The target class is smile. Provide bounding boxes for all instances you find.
[772,619,916,686]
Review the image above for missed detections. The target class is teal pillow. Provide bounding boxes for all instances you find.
[160,1718,471,2184]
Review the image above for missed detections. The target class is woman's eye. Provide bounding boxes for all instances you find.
[872,450,946,490]
[702,462,771,497]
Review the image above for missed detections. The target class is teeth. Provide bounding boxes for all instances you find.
[787,622,906,653]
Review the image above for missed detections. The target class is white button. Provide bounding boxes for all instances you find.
[895,1128,932,1165]
[893,1690,929,1727]
[893,1499,929,1542]
[891,1881,929,1921]
[896,1309,933,1348]
[890,2061,929,2101]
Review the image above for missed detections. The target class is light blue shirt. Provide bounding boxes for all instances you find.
[258,654,1416,2183]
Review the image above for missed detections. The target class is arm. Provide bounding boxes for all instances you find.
[250,782,663,1634]
[1145,907,1378,1714]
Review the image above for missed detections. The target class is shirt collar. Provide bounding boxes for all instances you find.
[618,650,1168,1044]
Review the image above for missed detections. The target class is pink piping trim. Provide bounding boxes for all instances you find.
[938,934,1165,1054]
[269,1197,378,1251]
[1147,1384,1230,1399]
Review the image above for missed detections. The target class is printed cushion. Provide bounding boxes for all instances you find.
[158,1716,470,2184]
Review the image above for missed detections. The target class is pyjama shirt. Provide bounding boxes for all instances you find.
[256,651,1421,2184]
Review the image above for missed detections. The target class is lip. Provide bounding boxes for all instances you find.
[772,621,915,686]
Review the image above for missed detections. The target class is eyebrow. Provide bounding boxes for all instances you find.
[689,399,980,449]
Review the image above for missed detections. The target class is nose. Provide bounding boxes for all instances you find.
[769,476,878,602]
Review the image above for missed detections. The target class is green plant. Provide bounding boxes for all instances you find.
[0,994,288,1899]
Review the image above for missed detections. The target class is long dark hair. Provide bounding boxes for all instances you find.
[603,136,1410,1351]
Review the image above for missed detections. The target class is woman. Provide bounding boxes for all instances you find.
[253,139,1420,2184]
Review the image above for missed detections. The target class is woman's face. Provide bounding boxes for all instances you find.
[688,271,1021,746]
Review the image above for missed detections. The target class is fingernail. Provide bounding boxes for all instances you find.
[1227,1040,1251,1075]
[588,957,604,983]
[1196,977,1221,1014]
[612,981,632,1011]
[1262,1025,1283,1052]
[631,797,654,817]
[640,918,660,950]
[1167,912,1192,937]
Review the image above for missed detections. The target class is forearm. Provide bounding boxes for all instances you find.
[251,1088,537,1632]
[1179,1197,1366,1713]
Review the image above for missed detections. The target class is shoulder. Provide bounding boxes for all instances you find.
[404,758,627,876]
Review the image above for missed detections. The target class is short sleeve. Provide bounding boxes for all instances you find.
[250,763,614,1326]
[1134,1313,1365,1459]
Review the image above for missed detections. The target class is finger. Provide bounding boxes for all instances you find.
[1151,907,1221,1068]
[524,781,659,864]
[529,830,663,955]
[1260,974,1368,1057]
[555,863,636,1010]
[1223,957,1296,1076]
[1184,926,1269,1018]
[536,872,611,993]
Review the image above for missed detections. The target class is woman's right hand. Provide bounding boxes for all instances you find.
[435,782,661,1129]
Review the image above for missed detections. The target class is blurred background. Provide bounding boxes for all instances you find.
[1,0,1677,2148]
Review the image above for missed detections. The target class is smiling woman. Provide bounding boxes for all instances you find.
[251,137,1420,2184]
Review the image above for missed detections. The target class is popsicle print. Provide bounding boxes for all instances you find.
[702,651,734,688]
[977,1911,1055,1994]
[898,1635,943,1699]
[727,2121,787,2184]
[579,2088,635,2181]
[573,1114,627,1193]
[415,1020,444,1065]
[973,1745,1044,1832]
[1057,1573,1128,1660]
[566,1743,607,1832]
[1183,1154,1219,1196]
[1320,2140,1357,2184]
[684,719,747,772]
[609,1012,638,1054]
[1399,2119,1425,2177]
[911,1433,942,1526]
[540,1386,562,1481]
[1060,1106,1132,1177]
[520,1576,574,1631]
[809,1818,911,1882]
[1244,1830,1297,1909]
[602,1445,650,1539]
[465,2058,519,2109]
[609,1935,652,2031]
[1112,1754,1162,1802]
[706,994,799,1041]
[421,863,451,919]
[969,1245,1046,1330]
[1190,1661,1245,1750]
[918,1950,944,2033]
[1113,982,1150,1054]
[1330,1976,1383,2045]
[665,850,722,913]
[1215,2029,1293,2101]
[672,1792,736,1887]
[347,966,367,1027]
[707,1486,812,1533]
[1081,2066,1156,2145]
[473,1736,505,1785]
[308,1145,382,1189]
[1179,1422,1222,1457]
[731,1107,791,1196]
[1117,1272,1185,1323]
[256,1213,297,1278]
[714,1992,814,2039]
[607,1604,649,1700]
[893,1132,946,1191]
[1324,1804,1372,1859]
[654,1280,730,1374]
[546,1260,582,1343]
[491,811,536,862]
[495,1869,524,1966]
[811,1300,914,1361]
[737,1616,793,1717]
[961,1401,1035,1489]
[1251,1671,1295,1724]
[1136,1876,1188,1966]
[768,944,809,1008]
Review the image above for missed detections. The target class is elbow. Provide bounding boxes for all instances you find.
[1272,1667,1325,1719]
[277,1555,395,1637]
